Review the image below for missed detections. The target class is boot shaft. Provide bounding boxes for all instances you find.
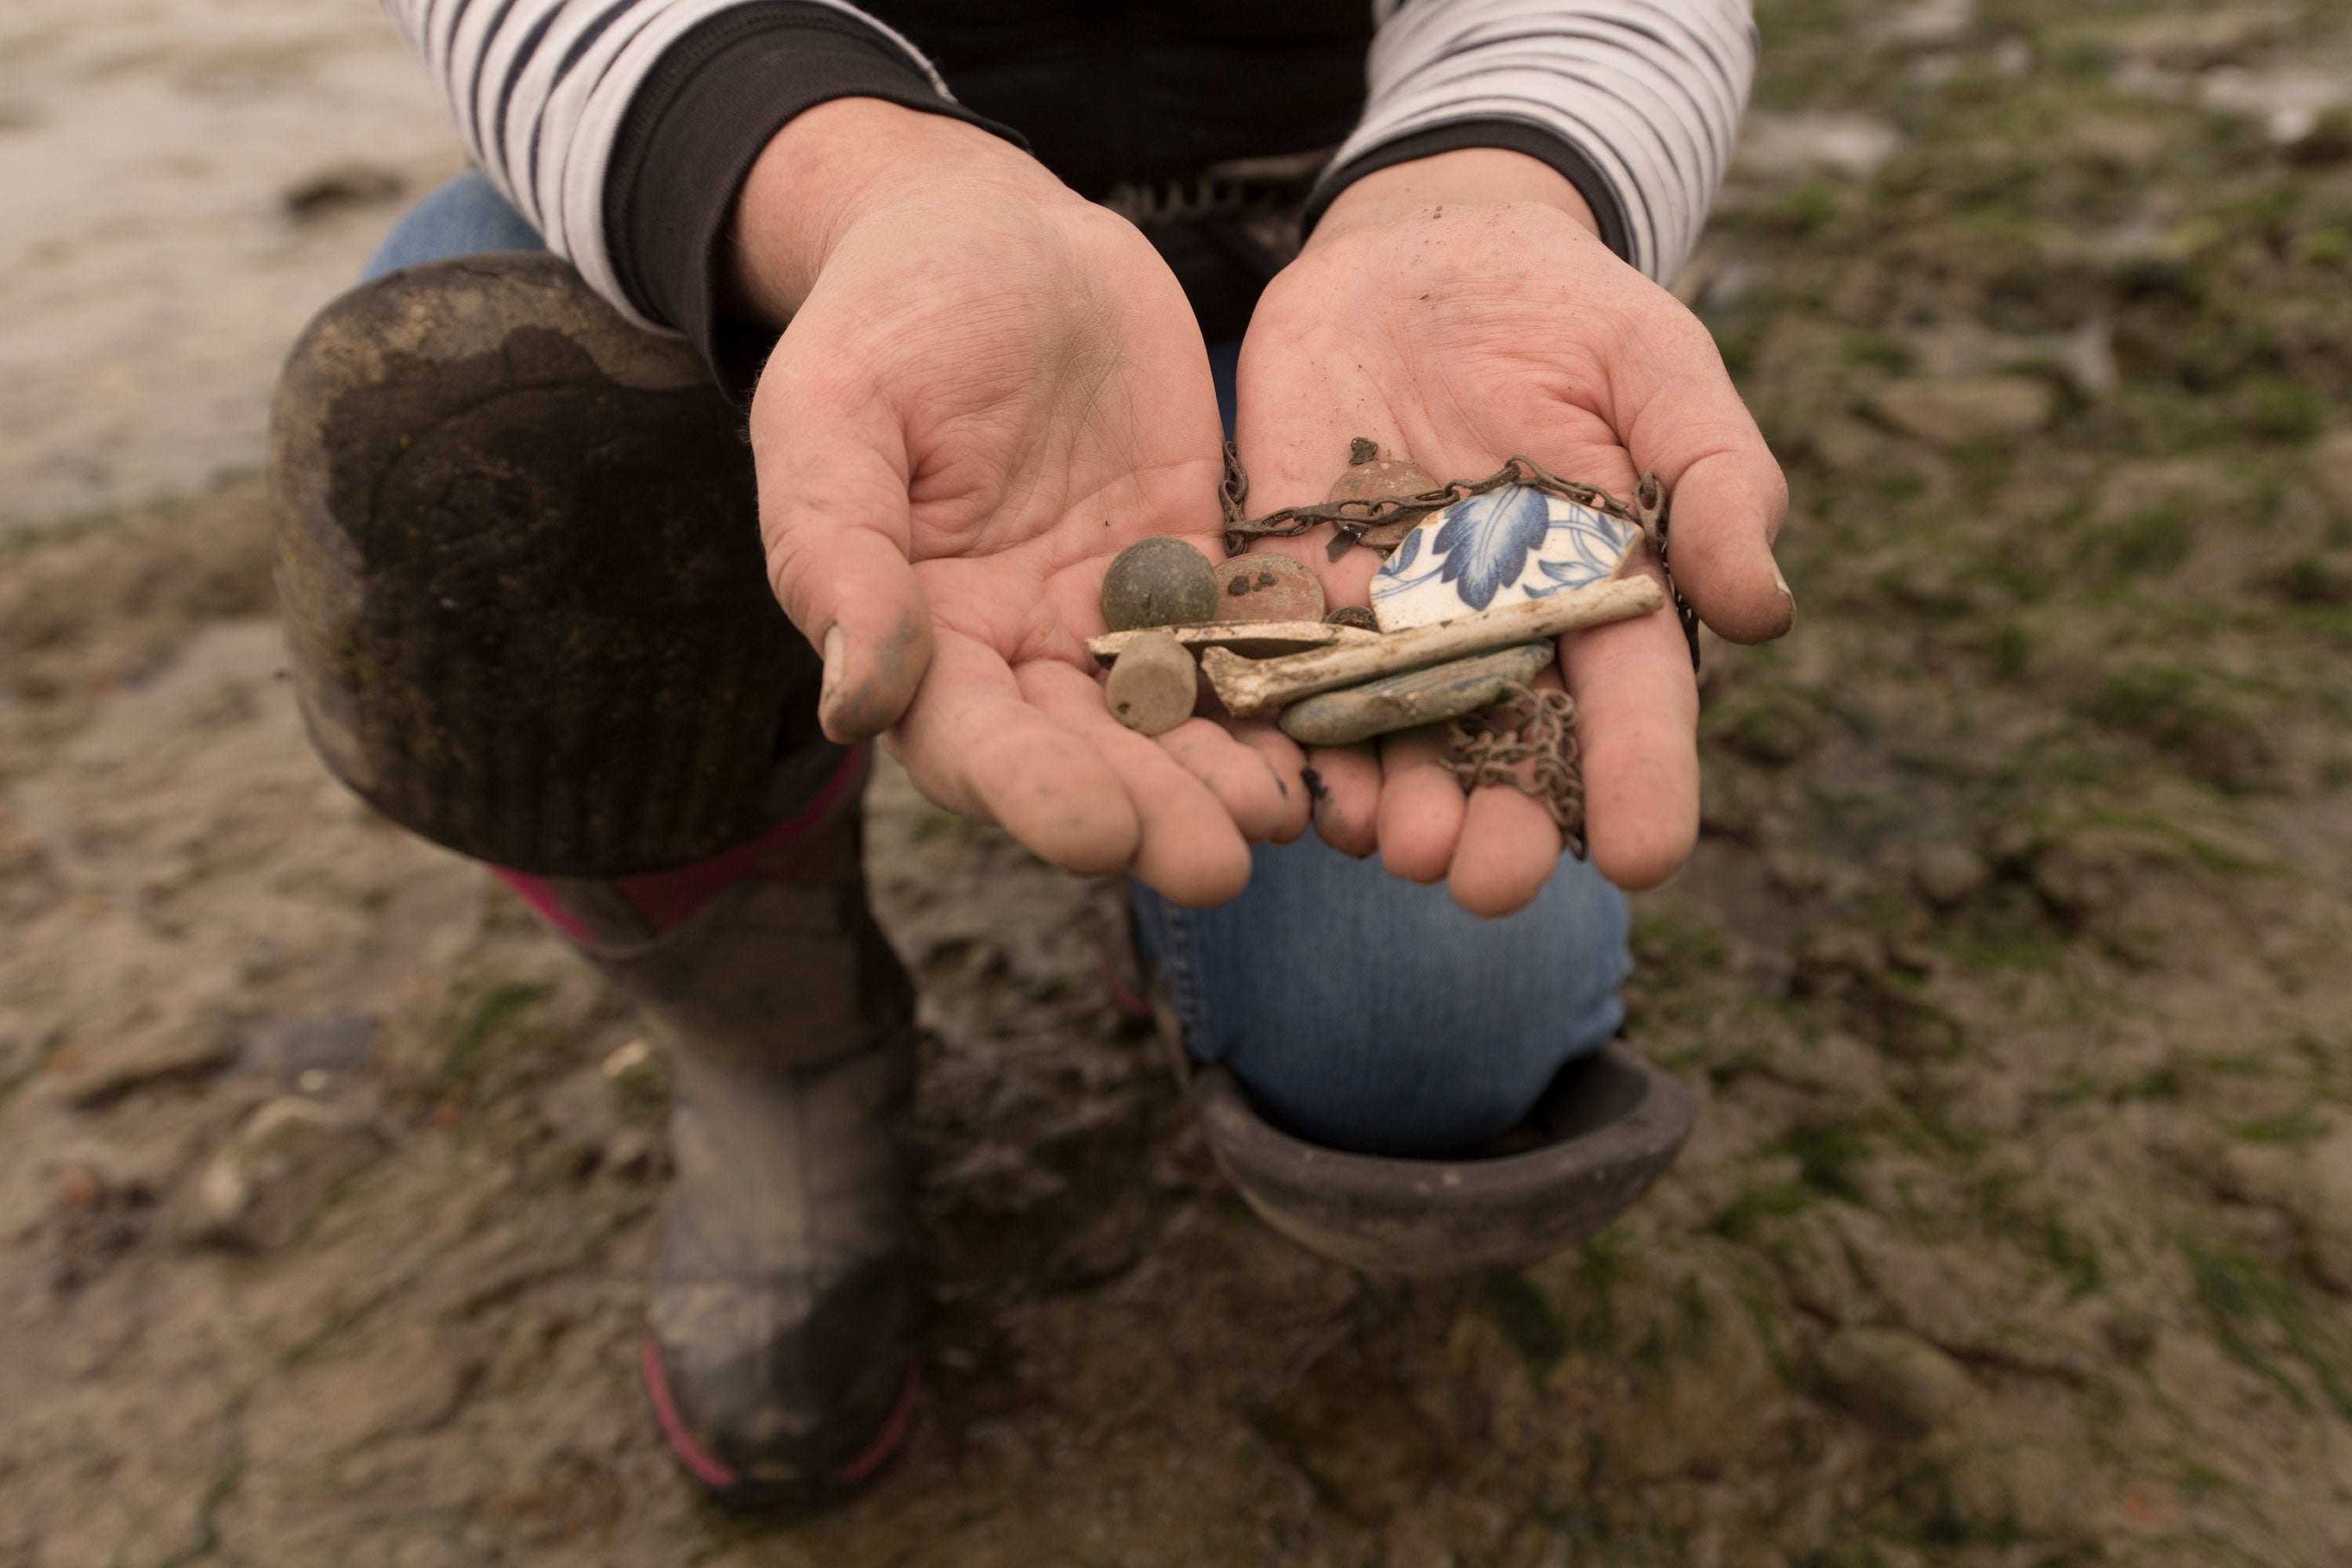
[498,748,916,1070]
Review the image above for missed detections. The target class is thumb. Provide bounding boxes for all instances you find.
[803,535,934,743]
[1612,301,1794,646]
[751,389,934,743]
[1660,442,1793,646]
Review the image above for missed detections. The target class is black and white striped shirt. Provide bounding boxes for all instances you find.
[382,0,1753,364]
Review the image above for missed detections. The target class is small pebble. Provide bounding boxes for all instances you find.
[1214,554,1325,622]
[1277,643,1552,746]
[1813,1327,1976,1436]
[1323,605,1379,631]
[1101,538,1220,631]
[1105,631,1198,735]
[602,1038,654,1079]
[1914,844,1990,907]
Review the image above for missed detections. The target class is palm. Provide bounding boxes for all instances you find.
[1235,197,1787,910]
[750,193,1306,903]
[1242,265,1643,612]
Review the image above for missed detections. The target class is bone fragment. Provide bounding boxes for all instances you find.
[1201,575,1664,718]
[1086,619,1377,666]
[1277,643,1554,746]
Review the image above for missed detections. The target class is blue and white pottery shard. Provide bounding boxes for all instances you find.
[1368,484,1643,632]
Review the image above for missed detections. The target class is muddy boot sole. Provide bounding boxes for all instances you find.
[270,252,820,875]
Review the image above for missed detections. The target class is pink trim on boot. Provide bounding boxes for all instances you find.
[832,1359,921,1484]
[493,869,602,946]
[639,1330,922,1494]
[1101,949,1154,1021]
[640,1333,742,1490]
[494,744,866,945]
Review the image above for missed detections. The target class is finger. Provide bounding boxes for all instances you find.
[891,630,1138,874]
[803,535,935,742]
[1225,720,1313,844]
[1023,662,1253,906]
[1668,443,1794,644]
[1560,583,1700,890]
[1375,724,1467,884]
[751,358,935,742]
[1442,665,1570,916]
[1448,775,1563,917]
[1610,298,1794,644]
[1305,743,1381,858]
[1159,719,1298,844]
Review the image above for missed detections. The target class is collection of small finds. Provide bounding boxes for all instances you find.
[1091,440,1675,855]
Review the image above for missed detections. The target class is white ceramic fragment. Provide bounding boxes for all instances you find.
[1368,484,1642,633]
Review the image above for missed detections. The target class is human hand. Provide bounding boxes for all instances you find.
[1233,147,1791,915]
[731,100,1309,906]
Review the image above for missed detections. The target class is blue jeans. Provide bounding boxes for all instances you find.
[366,173,1633,1157]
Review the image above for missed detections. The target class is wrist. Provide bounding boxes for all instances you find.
[1308,146,1601,249]
[726,97,1055,323]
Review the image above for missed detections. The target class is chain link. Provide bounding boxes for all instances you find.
[1445,684,1587,857]
[1218,442,1700,673]
[1218,444,1706,844]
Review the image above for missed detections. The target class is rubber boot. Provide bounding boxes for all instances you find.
[270,254,920,1501]
[1112,904,1694,1276]
[1189,1047,1693,1276]
[495,754,923,1500]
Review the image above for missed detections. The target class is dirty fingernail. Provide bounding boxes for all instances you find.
[819,625,845,713]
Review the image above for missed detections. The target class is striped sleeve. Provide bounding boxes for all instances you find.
[1309,0,1758,285]
[377,0,971,332]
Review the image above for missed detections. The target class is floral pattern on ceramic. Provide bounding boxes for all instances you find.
[1368,484,1642,632]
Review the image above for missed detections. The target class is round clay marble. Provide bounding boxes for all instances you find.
[1101,537,1220,632]
[1213,553,1326,622]
[1105,631,1198,735]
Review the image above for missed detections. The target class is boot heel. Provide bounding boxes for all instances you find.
[1193,1044,1693,1276]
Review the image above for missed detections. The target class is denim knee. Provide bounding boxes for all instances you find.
[1210,990,1611,1156]
[1133,833,1630,1157]
[362,170,546,281]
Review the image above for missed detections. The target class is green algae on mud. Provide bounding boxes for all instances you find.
[6,1,2352,1564]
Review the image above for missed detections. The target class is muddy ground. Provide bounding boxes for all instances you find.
[8,0,2352,1564]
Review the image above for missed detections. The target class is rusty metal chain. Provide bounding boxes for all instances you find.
[1445,683,1587,858]
[1632,472,1701,673]
[1217,442,1702,843]
[1218,442,1700,673]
